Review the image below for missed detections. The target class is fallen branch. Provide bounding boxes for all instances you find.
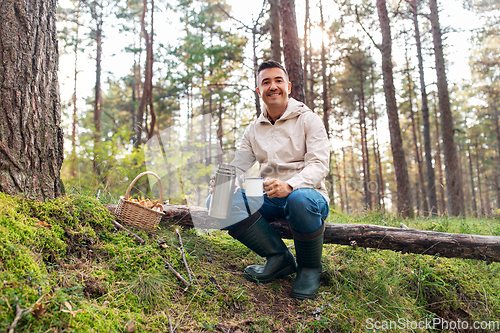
[159,255,190,288]
[105,204,500,263]
[176,229,193,282]
[112,220,145,244]
[168,316,174,333]
[9,295,44,333]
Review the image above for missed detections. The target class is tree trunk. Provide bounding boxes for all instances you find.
[358,66,372,210]
[460,145,469,215]
[217,98,224,164]
[483,171,492,216]
[467,144,478,216]
[252,28,262,118]
[269,0,282,63]
[303,0,309,105]
[71,1,81,180]
[107,204,500,264]
[92,0,103,174]
[308,37,315,111]
[457,143,466,216]
[411,0,438,216]
[376,0,413,218]
[319,5,334,206]
[335,150,345,211]
[0,0,64,200]
[279,0,305,102]
[429,0,462,216]
[493,104,500,209]
[342,147,350,213]
[405,48,429,215]
[433,96,446,213]
[475,141,485,216]
[371,66,385,211]
[320,0,329,138]
[146,0,156,140]
[134,0,151,148]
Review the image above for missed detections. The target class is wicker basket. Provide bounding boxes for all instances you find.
[114,171,165,231]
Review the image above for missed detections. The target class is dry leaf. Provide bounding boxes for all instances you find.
[61,302,83,318]
[32,302,46,318]
[125,320,136,332]
[160,243,169,249]
[38,220,52,228]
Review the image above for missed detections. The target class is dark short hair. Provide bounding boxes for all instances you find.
[257,60,289,80]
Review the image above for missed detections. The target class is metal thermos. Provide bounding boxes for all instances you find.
[208,164,236,219]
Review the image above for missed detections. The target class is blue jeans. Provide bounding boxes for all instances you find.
[206,188,329,234]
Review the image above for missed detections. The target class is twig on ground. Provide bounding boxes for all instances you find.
[159,255,190,288]
[112,220,145,244]
[168,316,174,333]
[355,300,379,308]
[8,295,44,333]
[176,229,193,282]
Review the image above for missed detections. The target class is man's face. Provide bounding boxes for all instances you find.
[256,67,292,110]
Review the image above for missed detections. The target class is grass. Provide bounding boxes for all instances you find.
[0,192,499,332]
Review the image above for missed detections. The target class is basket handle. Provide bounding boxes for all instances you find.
[124,171,164,204]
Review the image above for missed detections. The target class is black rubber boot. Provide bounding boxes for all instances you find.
[290,223,325,300]
[228,212,296,283]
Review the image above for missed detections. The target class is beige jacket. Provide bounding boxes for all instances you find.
[230,98,330,201]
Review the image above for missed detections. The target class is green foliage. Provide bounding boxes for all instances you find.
[1,194,500,332]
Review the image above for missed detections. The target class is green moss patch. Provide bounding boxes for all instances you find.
[0,193,499,332]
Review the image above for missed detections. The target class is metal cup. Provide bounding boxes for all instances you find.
[208,164,236,219]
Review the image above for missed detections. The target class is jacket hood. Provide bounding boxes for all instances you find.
[258,97,311,123]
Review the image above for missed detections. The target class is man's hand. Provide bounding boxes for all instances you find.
[264,178,292,198]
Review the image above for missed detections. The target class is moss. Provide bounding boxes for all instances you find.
[1,193,500,332]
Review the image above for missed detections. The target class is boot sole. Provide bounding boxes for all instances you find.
[290,290,318,300]
[243,264,296,284]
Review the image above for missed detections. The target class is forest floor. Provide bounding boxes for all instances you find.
[1,192,500,332]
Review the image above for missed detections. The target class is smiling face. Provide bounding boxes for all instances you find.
[256,67,292,115]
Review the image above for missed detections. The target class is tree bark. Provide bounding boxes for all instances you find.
[90,0,103,175]
[483,171,492,216]
[279,0,305,102]
[334,150,345,211]
[411,0,438,216]
[493,103,500,209]
[342,147,350,212]
[320,0,329,138]
[303,0,309,104]
[405,48,429,215]
[475,140,485,216]
[134,0,151,148]
[0,0,65,200]
[433,95,446,213]
[467,144,478,216]
[371,66,385,211]
[269,0,282,63]
[146,0,156,140]
[252,28,262,118]
[308,37,315,111]
[105,204,500,263]
[358,65,372,210]
[71,1,81,180]
[429,0,462,216]
[376,0,414,218]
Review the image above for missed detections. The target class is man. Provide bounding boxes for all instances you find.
[208,60,330,299]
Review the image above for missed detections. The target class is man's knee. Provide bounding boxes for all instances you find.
[286,189,317,211]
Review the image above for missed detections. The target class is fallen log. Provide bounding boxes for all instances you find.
[105,204,500,263]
